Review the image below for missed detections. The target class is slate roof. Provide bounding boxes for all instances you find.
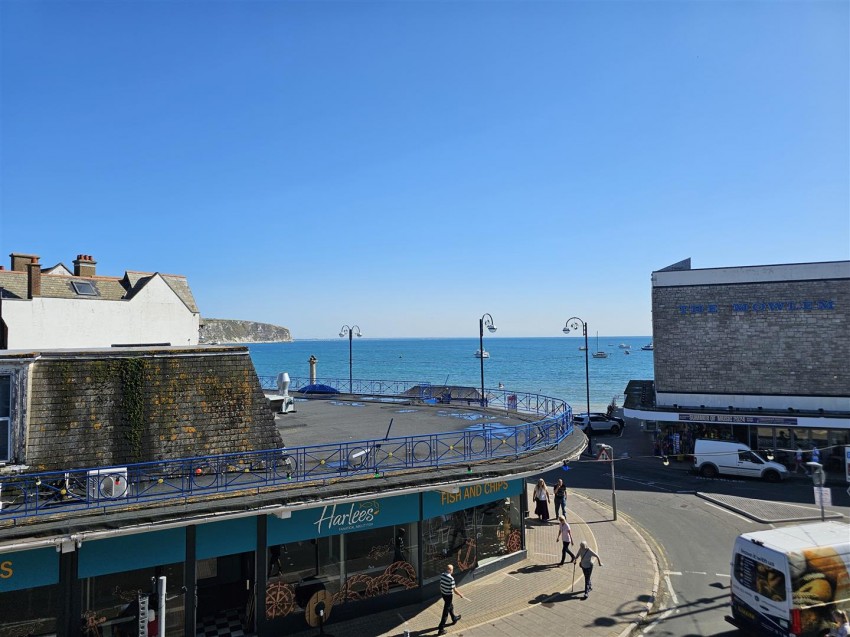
[0,268,199,313]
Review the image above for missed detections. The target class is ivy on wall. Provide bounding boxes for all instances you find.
[119,358,147,462]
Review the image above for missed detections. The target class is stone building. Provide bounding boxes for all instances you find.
[625,258,850,475]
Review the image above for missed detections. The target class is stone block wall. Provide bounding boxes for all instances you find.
[653,278,849,396]
[24,348,282,471]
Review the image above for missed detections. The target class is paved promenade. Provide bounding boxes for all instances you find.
[291,487,660,637]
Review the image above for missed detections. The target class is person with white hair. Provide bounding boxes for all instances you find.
[576,540,603,599]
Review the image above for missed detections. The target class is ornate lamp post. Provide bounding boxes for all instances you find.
[339,325,362,391]
[479,313,497,407]
[562,317,591,453]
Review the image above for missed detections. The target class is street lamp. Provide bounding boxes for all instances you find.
[479,313,497,407]
[806,461,826,521]
[597,443,617,521]
[338,325,362,392]
[562,317,591,455]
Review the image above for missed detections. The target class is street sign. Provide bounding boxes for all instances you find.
[813,486,832,507]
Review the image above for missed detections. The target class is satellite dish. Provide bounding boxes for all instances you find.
[305,590,334,635]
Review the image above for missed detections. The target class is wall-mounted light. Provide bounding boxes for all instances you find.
[662,456,669,466]
[766,450,774,461]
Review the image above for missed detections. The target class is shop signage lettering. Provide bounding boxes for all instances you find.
[679,413,797,426]
[313,500,380,534]
[440,481,509,506]
[0,561,12,579]
[678,300,834,315]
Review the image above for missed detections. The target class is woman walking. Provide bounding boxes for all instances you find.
[532,478,551,522]
[576,540,603,599]
[555,515,576,565]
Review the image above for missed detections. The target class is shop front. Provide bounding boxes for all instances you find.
[0,478,527,637]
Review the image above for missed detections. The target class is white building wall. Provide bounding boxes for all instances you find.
[2,278,199,348]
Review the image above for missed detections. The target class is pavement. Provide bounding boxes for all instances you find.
[290,485,660,637]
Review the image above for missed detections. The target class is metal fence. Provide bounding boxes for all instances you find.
[0,380,572,522]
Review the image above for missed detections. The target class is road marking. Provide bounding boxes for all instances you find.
[702,500,752,522]
[716,573,730,578]
[664,574,680,606]
[664,571,682,575]
[617,475,675,492]
[642,608,677,634]
[684,571,707,575]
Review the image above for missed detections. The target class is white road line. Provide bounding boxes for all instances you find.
[664,571,682,576]
[716,573,731,578]
[684,571,707,575]
[664,574,680,606]
[642,608,677,634]
[702,500,753,522]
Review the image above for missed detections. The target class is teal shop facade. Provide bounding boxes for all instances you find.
[0,478,527,636]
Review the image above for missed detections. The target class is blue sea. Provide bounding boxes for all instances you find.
[248,337,654,413]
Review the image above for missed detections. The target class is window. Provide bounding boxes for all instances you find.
[734,553,786,601]
[71,280,98,296]
[1,375,10,462]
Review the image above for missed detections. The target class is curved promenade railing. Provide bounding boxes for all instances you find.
[0,380,572,522]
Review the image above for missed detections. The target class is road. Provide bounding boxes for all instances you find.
[543,423,850,636]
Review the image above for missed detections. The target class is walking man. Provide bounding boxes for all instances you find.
[576,540,603,599]
[437,564,464,635]
[553,478,567,518]
[555,515,576,565]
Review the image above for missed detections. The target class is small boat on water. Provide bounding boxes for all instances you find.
[592,332,608,358]
[641,342,654,351]
[474,349,490,359]
[579,346,587,351]
[618,343,631,349]
[624,350,631,355]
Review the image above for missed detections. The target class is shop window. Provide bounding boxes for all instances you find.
[0,583,59,637]
[475,495,522,568]
[266,538,341,621]
[339,524,418,604]
[81,562,184,637]
[422,496,523,581]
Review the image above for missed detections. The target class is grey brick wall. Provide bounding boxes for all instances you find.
[24,348,282,471]
[653,278,849,396]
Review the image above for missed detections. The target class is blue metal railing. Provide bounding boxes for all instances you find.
[0,380,572,522]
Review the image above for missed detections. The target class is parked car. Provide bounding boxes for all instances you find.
[572,412,625,435]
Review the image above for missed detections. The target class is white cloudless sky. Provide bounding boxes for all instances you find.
[1,0,847,338]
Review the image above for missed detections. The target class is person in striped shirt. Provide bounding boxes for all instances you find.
[437,564,465,635]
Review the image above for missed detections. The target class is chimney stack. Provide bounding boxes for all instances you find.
[10,253,39,272]
[73,254,97,277]
[27,257,41,299]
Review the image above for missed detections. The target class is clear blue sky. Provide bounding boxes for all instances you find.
[1,1,847,339]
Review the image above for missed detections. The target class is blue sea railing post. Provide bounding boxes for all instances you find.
[562,317,591,454]
[479,313,496,407]
[339,324,362,392]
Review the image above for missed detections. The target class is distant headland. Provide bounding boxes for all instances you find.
[199,318,292,344]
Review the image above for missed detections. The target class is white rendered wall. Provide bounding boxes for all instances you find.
[2,278,199,348]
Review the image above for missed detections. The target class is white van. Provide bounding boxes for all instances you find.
[693,439,789,482]
[727,521,850,636]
